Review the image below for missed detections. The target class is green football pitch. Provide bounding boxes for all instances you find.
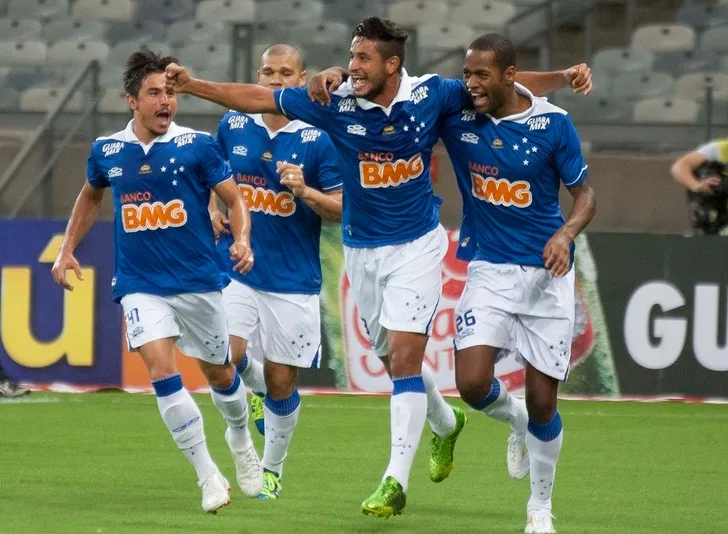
[1,393,725,534]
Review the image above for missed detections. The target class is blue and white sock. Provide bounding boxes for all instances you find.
[211,371,252,452]
[262,389,301,477]
[526,410,564,512]
[465,377,528,432]
[237,354,266,395]
[153,374,218,481]
[383,375,427,492]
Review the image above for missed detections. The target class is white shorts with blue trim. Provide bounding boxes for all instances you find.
[222,279,322,369]
[453,260,575,381]
[344,224,448,357]
[120,291,230,365]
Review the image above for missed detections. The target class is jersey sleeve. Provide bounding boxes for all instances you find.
[86,146,109,189]
[198,134,233,189]
[555,115,589,187]
[437,77,471,117]
[311,132,343,192]
[696,141,719,161]
[274,87,331,129]
[215,115,230,158]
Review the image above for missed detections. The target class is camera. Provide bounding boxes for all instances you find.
[687,160,728,234]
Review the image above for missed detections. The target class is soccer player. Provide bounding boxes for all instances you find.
[164,17,588,518]
[439,34,596,533]
[50,50,263,512]
[210,43,343,499]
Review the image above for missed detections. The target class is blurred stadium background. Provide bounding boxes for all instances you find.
[0,1,727,532]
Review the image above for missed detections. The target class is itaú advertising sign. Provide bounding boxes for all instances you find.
[340,229,595,393]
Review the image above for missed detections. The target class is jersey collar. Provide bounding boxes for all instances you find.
[123,120,185,154]
[248,113,310,139]
[486,83,536,125]
[336,69,413,117]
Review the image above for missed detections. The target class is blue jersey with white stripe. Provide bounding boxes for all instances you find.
[86,121,232,302]
[274,70,470,248]
[215,113,342,294]
[440,85,588,267]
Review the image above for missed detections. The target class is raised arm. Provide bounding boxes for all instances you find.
[671,150,721,194]
[165,63,281,114]
[516,63,592,97]
[52,182,105,291]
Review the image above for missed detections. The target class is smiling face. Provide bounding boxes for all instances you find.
[126,71,177,138]
[348,36,397,100]
[462,48,515,115]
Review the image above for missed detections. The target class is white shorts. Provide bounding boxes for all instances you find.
[222,279,321,368]
[120,291,230,365]
[453,261,575,381]
[344,224,448,357]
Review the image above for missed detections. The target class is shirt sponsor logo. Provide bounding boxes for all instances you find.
[360,153,424,188]
[121,200,188,232]
[238,184,296,216]
[102,142,124,157]
[347,124,367,136]
[470,173,532,208]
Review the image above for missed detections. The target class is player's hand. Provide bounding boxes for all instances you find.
[229,240,254,274]
[278,161,309,199]
[210,210,230,238]
[564,63,592,95]
[543,232,572,277]
[165,63,191,93]
[51,252,84,291]
[692,176,721,194]
[307,67,346,105]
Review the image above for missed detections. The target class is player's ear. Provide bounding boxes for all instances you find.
[504,65,516,85]
[385,56,400,76]
[299,70,308,87]
[256,69,262,85]
[126,94,137,112]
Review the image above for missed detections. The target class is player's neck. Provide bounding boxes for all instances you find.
[491,89,530,119]
[369,73,401,109]
[132,118,160,145]
[262,113,290,132]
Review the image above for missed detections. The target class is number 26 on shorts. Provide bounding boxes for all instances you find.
[455,309,475,333]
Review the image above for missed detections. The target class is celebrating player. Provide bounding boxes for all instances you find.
[51,50,263,513]
[210,43,343,500]
[164,17,589,518]
[439,34,596,533]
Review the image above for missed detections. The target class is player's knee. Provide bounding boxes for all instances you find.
[202,362,236,390]
[228,336,248,367]
[525,394,557,424]
[264,363,297,399]
[456,372,492,408]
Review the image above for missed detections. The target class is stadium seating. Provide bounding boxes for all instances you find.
[195,0,255,24]
[48,39,110,64]
[633,97,699,124]
[72,0,136,22]
[652,49,720,77]
[105,21,166,46]
[387,1,450,27]
[7,0,68,21]
[43,19,109,44]
[0,41,47,66]
[630,24,696,53]
[611,71,675,101]
[593,48,654,77]
[0,18,43,40]
[449,1,517,30]
[166,20,228,47]
[675,72,728,102]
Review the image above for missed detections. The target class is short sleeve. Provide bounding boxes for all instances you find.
[555,116,589,187]
[86,147,109,189]
[198,135,233,189]
[215,116,230,158]
[696,141,719,161]
[311,132,343,192]
[437,77,471,117]
[274,87,331,129]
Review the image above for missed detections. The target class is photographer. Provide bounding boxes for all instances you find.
[671,138,728,235]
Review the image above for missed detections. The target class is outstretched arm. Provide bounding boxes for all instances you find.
[671,150,721,194]
[516,63,592,97]
[165,63,281,114]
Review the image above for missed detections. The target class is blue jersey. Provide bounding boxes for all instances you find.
[274,70,470,248]
[86,121,232,302]
[215,112,342,294]
[439,85,588,267]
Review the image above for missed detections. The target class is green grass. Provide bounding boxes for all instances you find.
[1,393,726,534]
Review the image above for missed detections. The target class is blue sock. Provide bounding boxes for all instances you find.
[264,389,301,416]
[392,375,426,395]
[528,410,563,442]
[464,377,501,411]
[152,374,183,397]
[236,355,249,376]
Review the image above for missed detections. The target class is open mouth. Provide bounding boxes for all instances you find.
[351,75,367,92]
[470,92,490,108]
[155,110,171,124]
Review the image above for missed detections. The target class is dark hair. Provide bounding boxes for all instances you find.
[123,49,178,97]
[468,33,517,71]
[352,17,408,71]
[260,42,305,70]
